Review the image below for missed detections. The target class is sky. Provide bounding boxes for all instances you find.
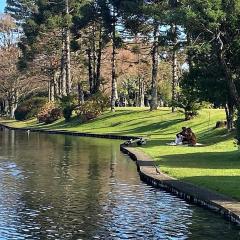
[0,0,6,13]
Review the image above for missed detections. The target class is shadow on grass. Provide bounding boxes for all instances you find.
[40,110,144,130]
[35,108,181,131]
[86,115,163,129]
[43,115,184,136]
[146,127,234,146]
[141,139,172,146]
[154,176,240,201]
[156,150,240,169]
[197,128,234,145]
[180,176,240,201]
[118,118,184,135]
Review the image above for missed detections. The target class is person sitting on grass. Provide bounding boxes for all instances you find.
[186,128,197,146]
[175,133,183,145]
[175,127,187,145]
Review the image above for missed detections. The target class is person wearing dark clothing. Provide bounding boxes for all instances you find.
[174,127,187,145]
[186,128,197,145]
[179,127,188,144]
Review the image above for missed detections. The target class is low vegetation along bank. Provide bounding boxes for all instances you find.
[1,107,240,200]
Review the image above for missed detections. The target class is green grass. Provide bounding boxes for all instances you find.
[1,107,240,200]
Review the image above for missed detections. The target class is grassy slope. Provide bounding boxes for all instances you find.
[2,107,240,200]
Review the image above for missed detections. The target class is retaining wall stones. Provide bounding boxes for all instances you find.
[0,124,139,141]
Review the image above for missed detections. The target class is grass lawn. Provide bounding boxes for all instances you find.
[1,107,240,200]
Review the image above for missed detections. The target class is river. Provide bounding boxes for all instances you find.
[0,128,239,239]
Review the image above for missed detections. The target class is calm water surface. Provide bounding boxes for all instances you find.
[0,128,239,240]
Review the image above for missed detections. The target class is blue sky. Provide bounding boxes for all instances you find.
[0,0,6,13]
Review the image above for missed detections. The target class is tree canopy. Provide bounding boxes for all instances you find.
[1,0,240,135]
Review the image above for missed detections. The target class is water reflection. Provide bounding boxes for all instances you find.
[0,129,239,239]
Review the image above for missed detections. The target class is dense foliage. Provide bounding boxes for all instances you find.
[77,93,109,122]
[0,0,240,135]
[37,102,62,124]
[58,95,78,121]
[14,97,48,121]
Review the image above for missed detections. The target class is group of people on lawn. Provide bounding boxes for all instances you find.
[175,127,197,146]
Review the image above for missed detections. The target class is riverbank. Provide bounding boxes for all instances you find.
[1,127,239,238]
[120,145,240,224]
[1,107,240,201]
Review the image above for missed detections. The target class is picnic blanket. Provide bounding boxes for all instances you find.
[166,142,204,146]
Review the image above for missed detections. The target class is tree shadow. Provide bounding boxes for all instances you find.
[179,176,240,201]
[157,151,240,170]
[48,110,155,129]
[119,119,184,135]
[141,139,172,146]
[197,128,234,145]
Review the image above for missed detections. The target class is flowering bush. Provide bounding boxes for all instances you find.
[37,102,62,124]
[77,94,109,122]
[77,100,102,121]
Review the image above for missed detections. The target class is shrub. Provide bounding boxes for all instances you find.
[37,102,62,124]
[173,73,201,121]
[89,93,109,112]
[14,106,29,121]
[14,97,48,121]
[173,94,201,121]
[58,95,78,122]
[63,107,73,121]
[77,101,102,121]
[77,93,109,122]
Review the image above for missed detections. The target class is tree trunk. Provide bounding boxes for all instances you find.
[225,98,235,131]
[87,48,94,94]
[62,68,67,97]
[150,21,159,111]
[9,101,13,119]
[94,24,103,94]
[138,78,145,107]
[111,8,118,112]
[137,78,141,107]
[217,35,240,110]
[65,0,71,95]
[171,24,178,112]
[77,82,84,105]
[137,52,145,107]
[187,33,193,71]
[65,29,71,95]
[12,89,18,119]
[57,72,62,96]
[53,71,59,98]
[8,89,18,119]
[60,33,67,96]
[4,99,9,115]
[140,87,145,107]
[0,100,3,115]
[51,81,55,101]
[92,23,97,90]
[48,78,55,102]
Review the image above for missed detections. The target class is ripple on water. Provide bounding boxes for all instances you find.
[0,130,239,240]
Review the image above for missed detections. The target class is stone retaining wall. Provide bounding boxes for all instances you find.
[0,124,139,141]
